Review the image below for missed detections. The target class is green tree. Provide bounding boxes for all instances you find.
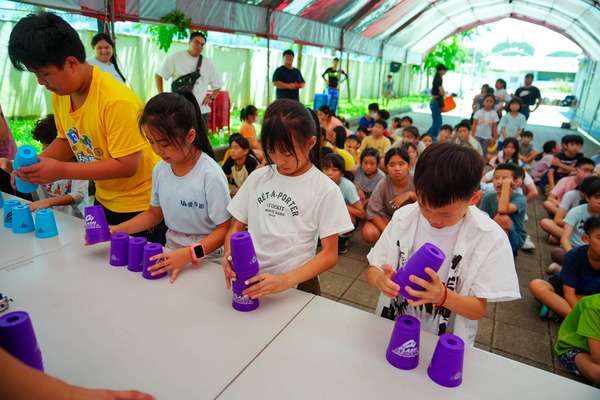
[423,30,475,86]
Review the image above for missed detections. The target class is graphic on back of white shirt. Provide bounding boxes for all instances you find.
[66,126,100,163]
[256,190,299,217]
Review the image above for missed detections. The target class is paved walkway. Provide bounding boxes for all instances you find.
[322,107,599,386]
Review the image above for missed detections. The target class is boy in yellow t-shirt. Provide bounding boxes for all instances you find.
[360,119,391,156]
[8,12,163,243]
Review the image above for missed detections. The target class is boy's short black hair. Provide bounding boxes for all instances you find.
[387,74,392,79]
[360,147,380,164]
[346,134,362,145]
[583,215,600,235]
[282,49,294,57]
[401,116,413,124]
[576,157,595,168]
[374,119,388,129]
[368,103,379,112]
[378,110,390,120]
[420,133,433,141]
[578,176,600,193]
[333,57,339,62]
[321,146,334,158]
[356,126,368,135]
[562,134,584,145]
[436,64,447,72]
[322,153,345,172]
[31,114,57,145]
[9,12,86,71]
[542,140,557,154]
[585,180,600,198]
[440,124,453,132]
[495,162,519,180]
[414,141,484,208]
[455,121,471,132]
[521,130,533,138]
[508,97,523,107]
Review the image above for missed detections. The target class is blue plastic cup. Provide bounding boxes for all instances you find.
[11,205,35,234]
[13,146,39,194]
[34,209,58,239]
[3,200,20,228]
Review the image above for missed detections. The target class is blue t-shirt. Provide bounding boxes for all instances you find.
[557,245,600,294]
[551,151,584,175]
[272,65,304,101]
[358,116,375,130]
[564,204,591,248]
[479,190,527,248]
[338,177,360,206]
[497,113,526,138]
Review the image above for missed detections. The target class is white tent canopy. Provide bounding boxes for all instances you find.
[11,0,600,62]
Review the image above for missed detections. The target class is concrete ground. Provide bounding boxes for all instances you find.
[322,105,599,386]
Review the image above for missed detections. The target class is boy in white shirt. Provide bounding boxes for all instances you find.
[366,141,520,345]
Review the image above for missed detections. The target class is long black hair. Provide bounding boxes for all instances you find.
[139,90,215,160]
[91,33,126,82]
[261,99,321,171]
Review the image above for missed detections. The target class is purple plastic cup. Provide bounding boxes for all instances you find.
[386,315,420,370]
[0,311,44,371]
[109,232,129,267]
[84,205,111,244]
[230,231,260,278]
[3,200,20,228]
[142,243,166,280]
[393,243,445,301]
[11,205,35,234]
[13,146,39,193]
[35,209,58,239]
[231,278,260,312]
[427,333,465,388]
[127,237,147,272]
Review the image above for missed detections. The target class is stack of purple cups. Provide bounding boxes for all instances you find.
[393,243,445,301]
[230,231,260,312]
[0,311,44,371]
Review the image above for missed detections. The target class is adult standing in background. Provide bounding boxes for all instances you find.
[272,49,305,102]
[426,64,447,140]
[86,33,126,83]
[514,73,542,121]
[155,32,224,126]
[322,57,347,90]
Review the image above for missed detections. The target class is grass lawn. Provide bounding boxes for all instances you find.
[8,95,428,150]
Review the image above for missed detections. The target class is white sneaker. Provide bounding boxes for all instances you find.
[521,235,536,250]
[525,214,529,222]
[546,262,562,275]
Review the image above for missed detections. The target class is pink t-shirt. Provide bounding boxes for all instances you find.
[550,175,578,201]
[0,105,17,160]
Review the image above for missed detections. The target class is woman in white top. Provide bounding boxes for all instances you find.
[86,33,126,83]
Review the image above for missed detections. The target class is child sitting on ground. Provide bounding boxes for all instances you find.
[529,216,600,319]
[554,293,600,385]
[480,163,528,254]
[543,157,594,217]
[350,147,385,208]
[518,131,538,166]
[531,140,560,189]
[454,121,483,157]
[366,141,520,345]
[541,176,600,246]
[222,134,259,197]
[322,153,365,254]
[437,124,453,142]
[359,119,391,157]
[239,105,263,161]
[548,134,584,190]
[361,148,415,244]
[420,133,433,147]
[401,142,418,177]
[390,117,402,141]
[344,134,362,164]
[391,126,426,154]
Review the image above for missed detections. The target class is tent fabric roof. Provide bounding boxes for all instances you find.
[13,0,600,62]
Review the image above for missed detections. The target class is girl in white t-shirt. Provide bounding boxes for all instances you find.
[222,99,354,297]
[472,94,499,157]
[110,90,231,283]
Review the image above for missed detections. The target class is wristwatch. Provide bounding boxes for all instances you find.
[188,243,205,269]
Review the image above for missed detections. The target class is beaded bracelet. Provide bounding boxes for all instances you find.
[433,283,448,310]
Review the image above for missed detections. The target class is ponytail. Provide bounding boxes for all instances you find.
[177,90,216,160]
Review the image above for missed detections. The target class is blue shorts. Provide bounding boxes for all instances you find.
[559,348,589,375]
